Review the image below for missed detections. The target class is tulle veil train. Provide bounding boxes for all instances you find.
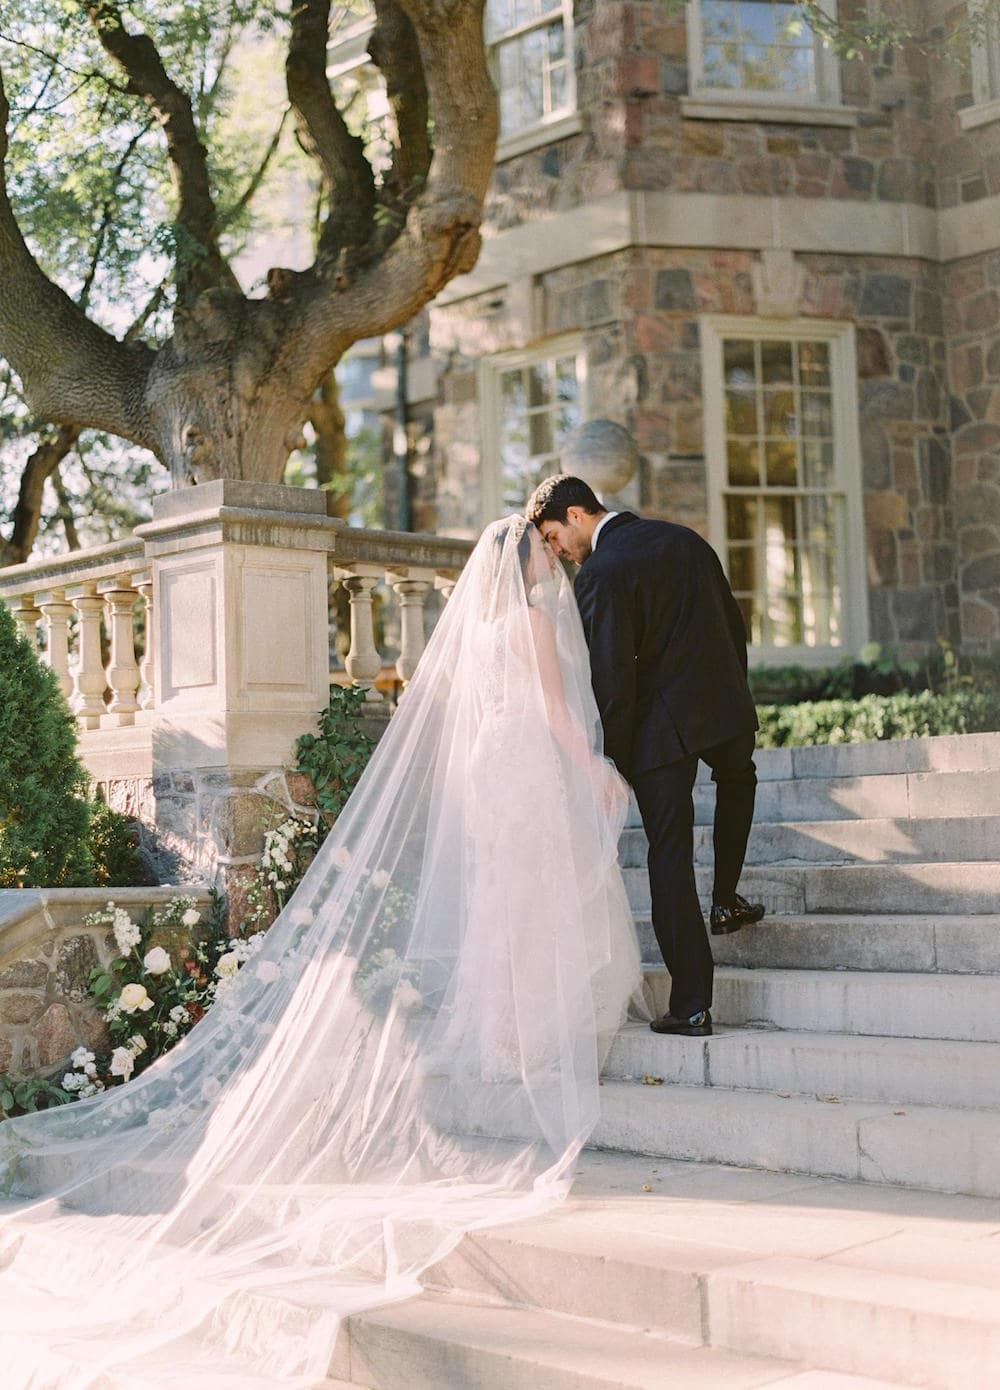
[0,515,641,1388]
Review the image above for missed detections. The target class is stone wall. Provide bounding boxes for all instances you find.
[944,250,1000,649]
[485,0,931,232]
[431,244,956,653]
[0,889,210,1078]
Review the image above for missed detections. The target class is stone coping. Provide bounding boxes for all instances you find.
[0,887,213,960]
[0,536,143,600]
[693,731,1000,785]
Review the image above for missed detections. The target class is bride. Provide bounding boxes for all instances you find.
[0,515,641,1389]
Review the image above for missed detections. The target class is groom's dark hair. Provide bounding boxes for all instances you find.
[526,475,604,527]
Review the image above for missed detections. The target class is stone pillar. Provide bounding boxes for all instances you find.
[98,578,141,727]
[388,571,433,683]
[134,483,335,916]
[36,589,74,701]
[67,584,107,730]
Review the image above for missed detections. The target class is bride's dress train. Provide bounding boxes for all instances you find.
[0,517,641,1389]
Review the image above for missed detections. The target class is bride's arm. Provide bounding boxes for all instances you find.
[527,605,595,764]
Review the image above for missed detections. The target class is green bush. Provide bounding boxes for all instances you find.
[0,602,94,886]
[748,640,996,707]
[293,685,375,822]
[756,689,1000,748]
[88,801,148,887]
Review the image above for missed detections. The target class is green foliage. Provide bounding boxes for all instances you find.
[0,601,94,886]
[0,1074,73,1120]
[87,801,148,888]
[749,640,999,707]
[293,685,375,822]
[756,690,1000,748]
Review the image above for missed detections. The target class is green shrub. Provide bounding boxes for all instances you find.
[88,800,148,887]
[748,640,993,707]
[0,602,94,886]
[293,685,375,822]
[756,689,1000,748]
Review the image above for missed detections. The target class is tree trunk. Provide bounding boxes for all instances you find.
[309,373,350,517]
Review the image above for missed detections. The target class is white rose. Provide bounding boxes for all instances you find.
[119,983,154,1014]
[201,1078,222,1102]
[332,846,352,871]
[128,1033,148,1055]
[215,952,240,978]
[371,869,390,890]
[290,906,314,926]
[181,908,201,928]
[143,946,172,976]
[109,1047,135,1080]
[256,960,280,984]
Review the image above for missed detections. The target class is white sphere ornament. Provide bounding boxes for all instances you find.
[560,419,641,496]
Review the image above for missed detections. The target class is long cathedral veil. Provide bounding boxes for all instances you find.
[0,516,641,1389]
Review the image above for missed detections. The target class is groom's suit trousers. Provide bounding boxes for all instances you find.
[632,730,757,1020]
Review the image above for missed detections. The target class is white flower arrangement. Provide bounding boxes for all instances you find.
[119,982,155,1014]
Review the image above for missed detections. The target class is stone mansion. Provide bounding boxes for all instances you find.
[332,0,1000,667]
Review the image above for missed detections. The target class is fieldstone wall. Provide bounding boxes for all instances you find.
[431,244,956,653]
[944,250,1000,650]
[485,0,930,233]
[0,889,211,1079]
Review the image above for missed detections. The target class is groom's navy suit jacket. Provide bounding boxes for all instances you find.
[574,512,758,781]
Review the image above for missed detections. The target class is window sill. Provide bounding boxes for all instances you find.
[959,98,1000,131]
[681,95,859,127]
[495,111,584,162]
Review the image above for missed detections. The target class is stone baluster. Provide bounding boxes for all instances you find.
[98,577,141,726]
[66,582,107,729]
[36,589,74,700]
[338,566,384,703]
[133,570,155,712]
[10,595,42,648]
[387,571,433,683]
[435,573,459,603]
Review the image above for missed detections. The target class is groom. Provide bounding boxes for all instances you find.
[527,466,762,1038]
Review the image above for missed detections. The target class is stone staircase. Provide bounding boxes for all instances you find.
[8,733,998,1388]
[324,731,1000,1388]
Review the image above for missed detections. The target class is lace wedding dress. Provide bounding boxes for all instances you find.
[0,517,641,1389]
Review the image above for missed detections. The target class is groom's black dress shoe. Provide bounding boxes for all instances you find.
[649,1009,712,1037]
[710,893,765,936]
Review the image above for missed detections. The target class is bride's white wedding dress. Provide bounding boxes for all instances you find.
[0,516,641,1389]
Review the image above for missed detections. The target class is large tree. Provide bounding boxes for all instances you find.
[0,1,497,487]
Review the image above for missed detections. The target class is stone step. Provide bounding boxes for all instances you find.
[425,1151,1000,1388]
[687,768,1000,827]
[624,861,999,917]
[337,1290,884,1389]
[733,733,1000,783]
[620,816,1000,869]
[643,965,1000,1042]
[604,1024,1000,1109]
[638,913,1000,976]
[592,1080,1000,1197]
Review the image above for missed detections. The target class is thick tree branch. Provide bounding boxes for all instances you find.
[369,0,431,203]
[0,424,79,567]
[282,0,497,384]
[286,0,376,255]
[85,2,240,304]
[0,63,158,448]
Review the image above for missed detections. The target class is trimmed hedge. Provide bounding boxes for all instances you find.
[755,689,1000,748]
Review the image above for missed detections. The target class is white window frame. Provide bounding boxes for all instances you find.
[479,335,589,526]
[962,6,1000,129]
[701,315,869,666]
[686,0,843,110]
[486,0,581,159]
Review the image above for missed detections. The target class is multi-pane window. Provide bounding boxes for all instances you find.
[485,0,574,139]
[483,344,586,516]
[690,0,839,104]
[970,6,1000,105]
[703,326,866,653]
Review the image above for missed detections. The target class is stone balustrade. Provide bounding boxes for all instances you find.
[0,484,474,895]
